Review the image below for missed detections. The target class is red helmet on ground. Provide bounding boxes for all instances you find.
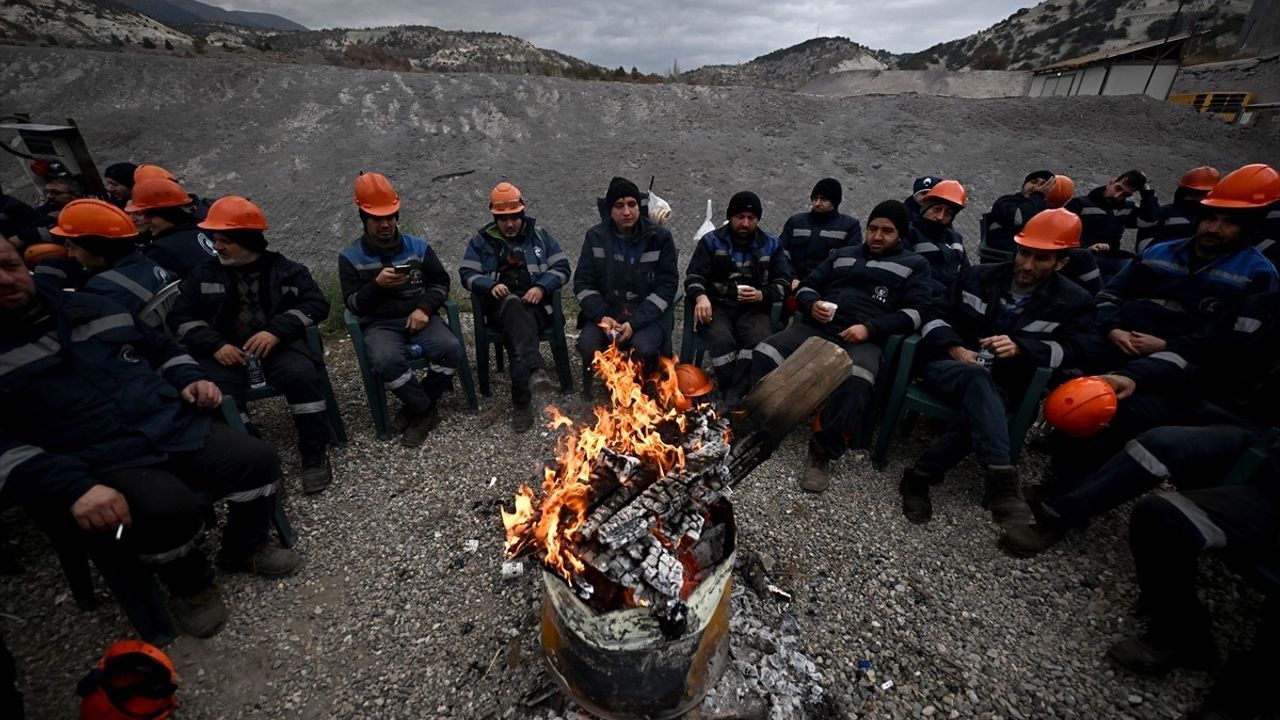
[1178,166,1220,192]
[78,640,177,720]
[922,180,967,210]
[1045,175,1075,209]
[675,363,714,399]
[23,242,68,266]
[51,199,138,240]
[354,172,401,216]
[1014,208,1081,251]
[199,196,268,231]
[1044,377,1117,438]
[1200,164,1278,210]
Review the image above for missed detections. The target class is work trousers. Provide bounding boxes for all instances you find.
[1046,423,1258,529]
[363,317,462,416]
[482,295,549,406]
[202,346,329,447]
[579,320,668,372]
[694,302,773,405]
[752,323,881,459]
[913,360,1013,475]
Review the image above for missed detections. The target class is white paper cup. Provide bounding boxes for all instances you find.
[737,284,751,299]
[819,301,838,313]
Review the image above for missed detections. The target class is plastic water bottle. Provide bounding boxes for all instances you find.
[407,343,424,359]
[246,354,267,389]
[977,347,995,370]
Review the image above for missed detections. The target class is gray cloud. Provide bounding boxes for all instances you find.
[221,0,1035,73]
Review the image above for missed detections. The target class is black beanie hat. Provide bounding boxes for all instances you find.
[868,200,911,239]
[811,178,842,208]
[1024,170,1054,185]
[221,229,268,253]
[68,234,134,261]
[726,191,763,220]
[604,176,641,209]
[104,162,138,189]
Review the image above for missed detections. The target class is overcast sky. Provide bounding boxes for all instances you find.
[221,1,1037,74]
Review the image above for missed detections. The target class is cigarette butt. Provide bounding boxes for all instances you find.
[115,523,124,541]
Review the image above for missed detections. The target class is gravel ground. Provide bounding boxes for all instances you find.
[0,314,1266,720]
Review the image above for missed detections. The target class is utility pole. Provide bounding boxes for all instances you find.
[1143,0,1187,96]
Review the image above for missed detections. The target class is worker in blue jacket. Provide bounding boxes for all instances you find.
[1065,169,1159,283]
[778,177,861,313]
[0,240,300,640]
[50,199,173,318]
[906,179,970,293]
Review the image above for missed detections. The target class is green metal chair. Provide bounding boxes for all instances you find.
[1223,427,1280,486]
[470,289,574,396]
[871,334,1051,470]
[678,297,784,367]
[219,396,300,549]
[344,300,479,441]
[977,212,1015,264]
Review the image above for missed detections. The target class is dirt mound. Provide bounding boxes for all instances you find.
[802,70,1033,98]
[3,45,1273,277]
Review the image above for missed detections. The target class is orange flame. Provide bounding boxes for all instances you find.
[501,344,694,583]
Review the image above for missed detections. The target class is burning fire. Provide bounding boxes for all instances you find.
[501,344,702,582]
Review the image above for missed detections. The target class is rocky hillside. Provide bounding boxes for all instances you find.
[903,0,1251,71]
[0,0,191,48]
[680,37,893,90]
[114,0,306,32]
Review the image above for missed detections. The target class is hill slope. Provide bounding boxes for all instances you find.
[114,0,307,32]
[680,37,893,90]
[0,0,191,47]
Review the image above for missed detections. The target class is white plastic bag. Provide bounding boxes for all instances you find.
[647,189,672,226]
[693,198,715,241]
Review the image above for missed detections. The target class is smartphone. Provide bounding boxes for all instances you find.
[393,264,412,273]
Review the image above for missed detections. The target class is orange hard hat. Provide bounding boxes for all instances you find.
[1045,175,1075,209]
[1200,163,1278,210]
[1178,166,1220,192]
[1044,377,1117,438]
[78,639,177,720]
[354,172,401,216]
[23,242,68,266]
[133,164,177,184]
[125,178,191,213]
[1014,208,1081,251]
[51,199,138,240]
[675,363,714,399]
[489,182,525,215]
[923,180,967,210]
[199,196,268,231]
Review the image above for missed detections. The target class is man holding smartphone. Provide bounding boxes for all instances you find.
[339,172,462,447]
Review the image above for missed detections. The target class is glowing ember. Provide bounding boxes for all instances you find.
[500,344,711,584]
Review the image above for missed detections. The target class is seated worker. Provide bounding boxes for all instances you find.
[573,176,679,377]
[102,162,138,210]
[751,200,933,493]
[1090,163,1278,374]
[458,182,571,432]
[779,178,861,310]
[1134,165,1219,255]
[685,191,793,408]
[169,197,334,493]
[904,176,942,221]
[899,209,1095,528]
[0,239,300,639]
[906,180,970,292]
[127,178,218,278]
[13,164,86,248]
[50,199,174,317]
[1065,169,1159,283]
[339,172,462,447]
[0,180,39,243]
[1001,287,1279,557]
[985,171,1102,294]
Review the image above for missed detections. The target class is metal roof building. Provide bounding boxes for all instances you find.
[1028,34,1192,100]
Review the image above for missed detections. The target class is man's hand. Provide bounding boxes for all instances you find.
[1098,373,1137,400]
[213,344,246,367]
[1088,243,1111,254]
[521,286,545,304]
[1107,328,1140,356]
[694,295,713,325]
[182,380,222,409]
[1128,332,1167,355]
[811,301,835,324]
[737,286,764,303]
[616,322,634,343]
[838,324,869,343]
[980,335,1020,359]
[491,283,511,299]
[242,331,280,359]
[406,308,430,332]
[791,278,800,290]
[375,267,408,289]
[949,345,980,363]
[1029,176,1056,197]
[70,485,132,532]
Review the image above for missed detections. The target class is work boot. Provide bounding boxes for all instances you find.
[999,513,1067,558]
[218,542,303,578]
[392,407,412,434]
[172,585,228,638]
[529,368,556,398]
[400,406,441,448]
[511,403,534,433]
[298,442,332,494]
[981,466,1034,526]
[1106,626,1219,676]
[801,448,831,493]
[900,467,937,524]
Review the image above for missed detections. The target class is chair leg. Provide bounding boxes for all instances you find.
[52,537,98,610]
[273,490,296,549]
[88,545,177,647]
[319,374,348,449]
[494,344,505,372]
[872,392,909,471]
[456,362,479,412]
[550,331,574,392]
[476,335,491,397]
[372,377,392,441]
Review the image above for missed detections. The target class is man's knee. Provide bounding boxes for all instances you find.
[1130,493,1208,552]
[629,326,666,361]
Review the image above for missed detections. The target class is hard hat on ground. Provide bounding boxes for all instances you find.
[199,196,268,231]
[675,363,713,399]
[354,172,401,216]
[922,180,967,210]
[1200,164,1278,210]
[1044,377,1117,438]
[489,182,525,215]
[78,639,177,720]
[1014,208,1081,251]
[51,199,138,240]
[125,178,192,213]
